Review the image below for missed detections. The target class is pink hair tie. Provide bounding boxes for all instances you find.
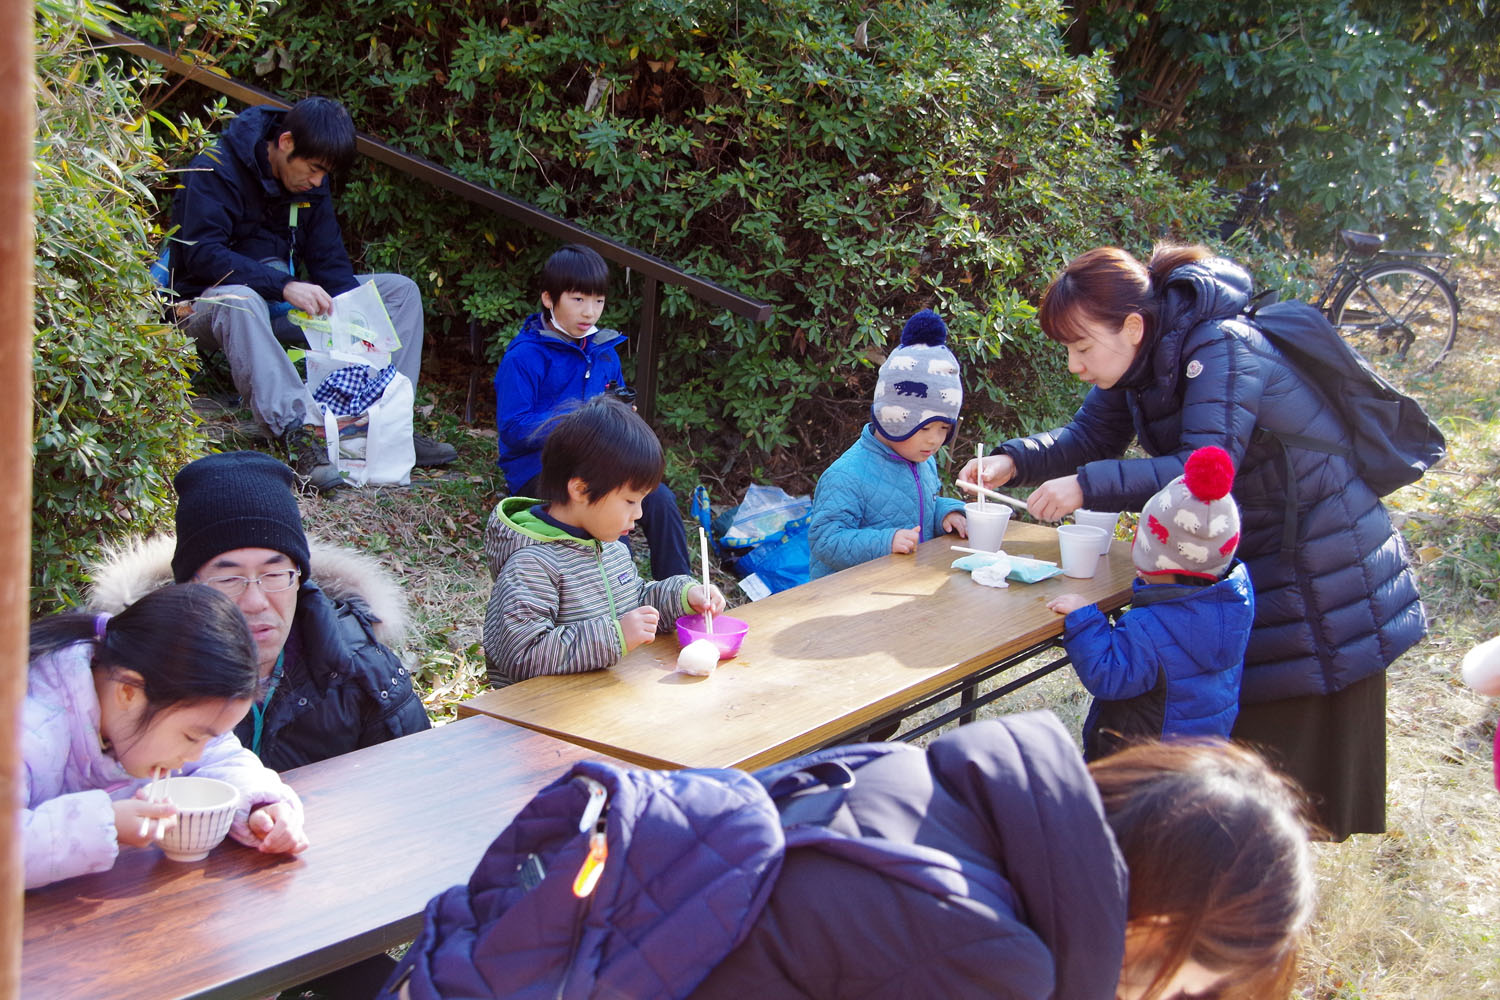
[93,612,111,639]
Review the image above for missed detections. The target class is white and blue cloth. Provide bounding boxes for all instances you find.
[313,363,398,415]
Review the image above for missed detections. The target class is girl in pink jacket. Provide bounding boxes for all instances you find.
[22,584,307,889]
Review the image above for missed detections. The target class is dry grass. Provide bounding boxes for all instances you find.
[230,254,1500,997]
[1290,259,1500,999]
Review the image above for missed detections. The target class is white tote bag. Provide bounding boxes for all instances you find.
[317,367,416,487]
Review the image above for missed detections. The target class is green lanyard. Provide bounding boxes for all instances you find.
[250,651,285,758]
[287,203,299,274]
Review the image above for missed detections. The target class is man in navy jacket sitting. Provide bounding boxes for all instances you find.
[169,96,455,489]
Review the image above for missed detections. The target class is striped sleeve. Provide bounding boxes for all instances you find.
[484,547,625,683]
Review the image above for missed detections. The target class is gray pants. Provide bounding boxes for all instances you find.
[184,273,424,438]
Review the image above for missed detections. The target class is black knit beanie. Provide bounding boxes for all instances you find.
[171,451,312,582]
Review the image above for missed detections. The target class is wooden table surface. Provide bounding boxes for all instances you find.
[21,716,618,1000]
[458,522,1136,770]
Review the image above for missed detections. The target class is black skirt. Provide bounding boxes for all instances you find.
[1231,671,1386,841]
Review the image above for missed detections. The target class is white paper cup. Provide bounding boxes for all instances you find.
[155,776,240,862]
[1073,509,1120,555]
[1058,524,1108,578]
[965,502,1012,552]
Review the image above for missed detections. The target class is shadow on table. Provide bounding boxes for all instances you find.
[769,575,964,667]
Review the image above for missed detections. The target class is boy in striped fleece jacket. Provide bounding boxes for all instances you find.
[483,396,725,687]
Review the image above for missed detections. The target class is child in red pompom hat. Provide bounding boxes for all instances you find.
[1048,446,1255,759]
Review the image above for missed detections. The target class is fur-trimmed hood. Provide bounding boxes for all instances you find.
[87,534,409,647]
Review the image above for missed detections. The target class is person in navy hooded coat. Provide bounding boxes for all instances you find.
[961,243,1425,840]
[380,713,1316,1000]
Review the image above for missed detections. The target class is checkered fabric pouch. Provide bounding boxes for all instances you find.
[312,363,400,416]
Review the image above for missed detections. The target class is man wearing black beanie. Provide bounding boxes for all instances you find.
[167,451,430,770]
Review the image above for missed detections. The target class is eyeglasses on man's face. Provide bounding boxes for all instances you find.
[196,568,301,598]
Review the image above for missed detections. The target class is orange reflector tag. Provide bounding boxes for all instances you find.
[572,832,607,898]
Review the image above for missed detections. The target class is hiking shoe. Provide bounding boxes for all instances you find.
[413,433,458,467]
[281,426,344,493]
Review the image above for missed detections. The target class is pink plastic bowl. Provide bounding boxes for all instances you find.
[675,613,750,660]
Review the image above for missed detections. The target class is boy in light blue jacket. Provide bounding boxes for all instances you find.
[809,310,968,579]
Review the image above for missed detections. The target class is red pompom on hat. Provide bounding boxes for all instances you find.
[1132,446,1242,580]
[1183,445,1235,502]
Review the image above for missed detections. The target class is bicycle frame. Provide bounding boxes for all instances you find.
[1317,231,1461,370]
[1314,236,1454,312]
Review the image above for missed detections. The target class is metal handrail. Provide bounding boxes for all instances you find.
[101,30,773,421]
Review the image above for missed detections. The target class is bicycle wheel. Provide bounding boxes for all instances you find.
[1329,262,1458,373]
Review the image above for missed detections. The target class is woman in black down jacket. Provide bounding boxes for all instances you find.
[960,244,1426,839]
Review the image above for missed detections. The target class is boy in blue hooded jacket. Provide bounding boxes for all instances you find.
[809,310,969,580]
[493,244,691,579]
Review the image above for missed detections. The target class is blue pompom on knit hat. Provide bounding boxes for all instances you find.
[870,309,963,442]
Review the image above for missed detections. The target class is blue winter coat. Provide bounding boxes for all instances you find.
[808,424,966,579]
[1000,258,1424,702]
[385,712,1127,1000]
[388,763,784,1000]
[169,105,358,302]
[493,312,627,490]
[690,713,1129,1000]
[1064,561,1254,757]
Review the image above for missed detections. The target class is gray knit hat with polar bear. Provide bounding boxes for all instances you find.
[870,310,963,443]
[1132,446,1241,580]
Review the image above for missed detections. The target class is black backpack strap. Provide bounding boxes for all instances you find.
[1266,429,1353,461]
[1254,426,1353,558]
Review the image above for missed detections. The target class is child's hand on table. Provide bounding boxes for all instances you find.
[247,801,309,855]
[620,605,660,650]
[688,585,726,615]
[890,527,920,555]
[943,511,968,538]
[1047,593,1090,616]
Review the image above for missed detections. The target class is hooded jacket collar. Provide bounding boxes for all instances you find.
[87,534,408,647]
[517,311,625,352]
[220,105,329,205]
[486,496,602,580]
[857,422,912,465]
[1115,257,1253,395]
[1128,257,1254,395]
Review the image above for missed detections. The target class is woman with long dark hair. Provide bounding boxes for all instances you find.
[961,244,1426,839]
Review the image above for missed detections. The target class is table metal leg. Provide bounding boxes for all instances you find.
[827,640,1071,746]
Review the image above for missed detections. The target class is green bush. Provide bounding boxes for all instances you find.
[129,0,1218,483]
[31,0,259,614]
[1071,0,1500,253]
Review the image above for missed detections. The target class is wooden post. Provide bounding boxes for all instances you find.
[0,1,34,996]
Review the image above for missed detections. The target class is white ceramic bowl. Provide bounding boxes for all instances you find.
[154,776,240,862]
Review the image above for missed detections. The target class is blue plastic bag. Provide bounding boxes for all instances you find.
[734,521,811,599]
[691,485,811,599]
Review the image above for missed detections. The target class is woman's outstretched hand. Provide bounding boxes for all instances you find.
[1027,475,1084,522]
[957,453,1016,490]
